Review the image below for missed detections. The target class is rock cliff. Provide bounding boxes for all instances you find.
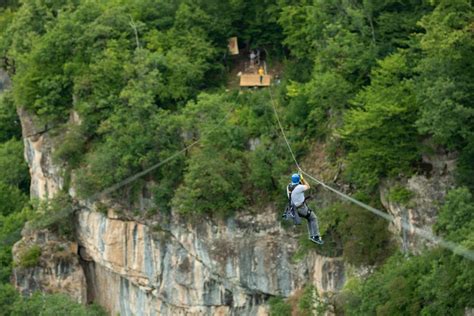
[12,108,345,315]
[11,98,454,315]
[75,207,344,315]
[380,149,456,253]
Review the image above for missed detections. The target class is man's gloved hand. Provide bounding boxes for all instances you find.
[299,172,305,183]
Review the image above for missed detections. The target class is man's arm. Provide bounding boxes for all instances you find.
[300,174,310,191]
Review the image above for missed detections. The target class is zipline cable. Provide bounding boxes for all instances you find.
[2,106,235,245]
[268,88,301,171]
[268,88,474,262]
[1,108,233,243]
[89,107,235,203]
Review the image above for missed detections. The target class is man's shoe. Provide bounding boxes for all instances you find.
[310,236,324,245]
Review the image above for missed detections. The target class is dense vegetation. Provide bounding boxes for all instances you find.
[0,0,473,315]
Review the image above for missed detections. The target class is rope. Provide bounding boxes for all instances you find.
[267,88,474,262]
[268,88,301,171]
[5,106,235,237]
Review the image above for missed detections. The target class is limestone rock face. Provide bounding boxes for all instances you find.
[12,228,86,302]
[380,151,456,253]
[13,107,345,315]
[18,107,63,199]
[76,208,345,315]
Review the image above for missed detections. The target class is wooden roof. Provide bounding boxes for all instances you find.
[239,74,272,87]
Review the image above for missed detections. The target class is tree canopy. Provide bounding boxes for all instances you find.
[0,0,473,314]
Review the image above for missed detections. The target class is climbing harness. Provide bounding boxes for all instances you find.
[282,183,301,225]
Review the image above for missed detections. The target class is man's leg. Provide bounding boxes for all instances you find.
[298,204,323,244]
[298,204,318,236]
[307,209,320,237]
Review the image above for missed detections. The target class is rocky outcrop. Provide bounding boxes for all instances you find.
[12,227,86,302]
[75,206,345,315]
[18,107,63,199]
[12,106,346,315]
[14,101,458,314]
[380,150,456,253]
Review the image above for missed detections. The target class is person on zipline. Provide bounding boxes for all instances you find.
[287,173,324,245]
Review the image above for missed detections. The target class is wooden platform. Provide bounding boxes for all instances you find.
[240,74,271,87]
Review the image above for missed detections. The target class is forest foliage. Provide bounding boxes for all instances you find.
[0,0,473,314]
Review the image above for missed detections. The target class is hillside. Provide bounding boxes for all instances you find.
[0,0,473,315]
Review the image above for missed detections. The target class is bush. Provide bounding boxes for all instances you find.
[0,206,29,282]
[456,140,474,192]
[0,138,29,191]
[17,244,41,269]
[31,192,75,238]
[172,93,247,216]
[11,292,107,316]
[317,202,394,267]
[0,182,27,216]
[343,249,474,316]
[268,296,291,316]
[387,185,414,205]
[435,187,474,243]
[343,186,474,315]
[297,285,318,316]
[172,146,246,216]
[269,285,325,316]
[0,283,19,316]
[342,52,420,191]
[53,125,87,169]
[0,91,21,142]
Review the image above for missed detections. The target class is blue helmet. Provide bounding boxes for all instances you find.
[291,173,300,184]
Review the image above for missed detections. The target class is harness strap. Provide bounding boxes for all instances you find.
[297,204,312,220]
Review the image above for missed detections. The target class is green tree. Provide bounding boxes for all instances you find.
[0,208,30,282]
[456,139,474,192]
[435,187,474,243]
[172,93,246,216]
[0,91,21,142]
[343,186,474,315]
[0,138,29,191]
[0,284,19,316]
[268,296,291,316]
[0,182,27,216]
[342,52,420,190]
[11,292,106,316]
[415,0,474,149]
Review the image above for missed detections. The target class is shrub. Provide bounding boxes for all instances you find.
[0,197,30,282]
[342,52,420,192]
[17,245,41,269]
[387,185,414,205]
[297,285,318,316]
[343,186,474,315]
[435,187,474,243]
[53,125,87,169]
[317,202,394,267]
[0,91,21,142]
[11,292,107,316]
[31,192,75,239]
[268,296,291,316]
[0,138,29,191]
[0,284,19,316]
[0,182,27,216]
[456,140,474,192]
